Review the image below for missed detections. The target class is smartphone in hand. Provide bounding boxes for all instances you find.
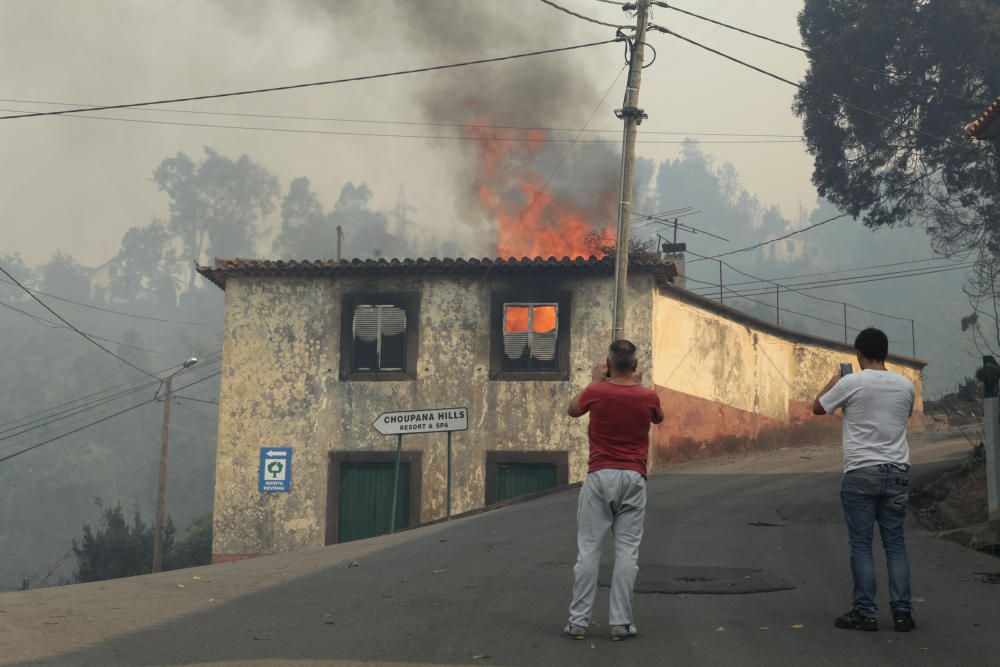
[839,363,853,377]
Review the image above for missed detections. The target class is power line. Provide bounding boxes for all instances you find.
[0,370,221,464]
[692,254,972,290]
[0,301,166,353]
[691,261,977,303]
[0,277,213,326]
[685,249,912,320]
[0,357,220,444]
[0,354,220,433]
[652,2,980,106]
[0,99,808,138]
[0,263,160,378]
[650,27,1000,163]
[171,395,219,406]
[539,0,630,28]
[683,274,913,344]
[0,39,622,121]
[687,212,852,263]
[173,401,216,423]
[0,106,803,145]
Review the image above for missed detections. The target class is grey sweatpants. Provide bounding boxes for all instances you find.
[567,468,647,627]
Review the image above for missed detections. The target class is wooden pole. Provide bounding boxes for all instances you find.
[153,375,172,573]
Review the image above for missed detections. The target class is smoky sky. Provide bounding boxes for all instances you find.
[2,0,819,267]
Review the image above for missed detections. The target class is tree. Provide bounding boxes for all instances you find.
[113,221,179,305]
[272,180,411,260]
[794,0,1000,352]
[71,501,211,583]
[72,500,170,583]
[40,252,90,302]
[153,148,279,290]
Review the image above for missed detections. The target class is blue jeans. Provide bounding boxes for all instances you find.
[840,464,912,616]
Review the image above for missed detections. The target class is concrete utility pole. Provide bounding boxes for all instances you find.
[153,357,198,573]
[983,356,1000,521]
[336,225,343,262]
[611,0,651,341]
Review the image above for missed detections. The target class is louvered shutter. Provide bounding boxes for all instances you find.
[379,306,407,371]
[353,305,379,371]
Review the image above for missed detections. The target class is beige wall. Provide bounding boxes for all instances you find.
[212,271,657,557]
[650,288,924,464]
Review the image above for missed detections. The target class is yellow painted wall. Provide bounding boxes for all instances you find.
[650,287,924,463]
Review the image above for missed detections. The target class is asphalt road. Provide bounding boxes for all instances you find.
[2,432,998,667]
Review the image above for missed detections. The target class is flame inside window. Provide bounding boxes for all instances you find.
[502,303,558,370]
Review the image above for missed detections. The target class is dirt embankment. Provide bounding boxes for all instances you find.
[911,442,999,558]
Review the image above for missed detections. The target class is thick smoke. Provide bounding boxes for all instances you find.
[290,0,623,257]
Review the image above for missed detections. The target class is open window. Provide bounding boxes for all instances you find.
[490,292,570,380]
[340,293,419,381]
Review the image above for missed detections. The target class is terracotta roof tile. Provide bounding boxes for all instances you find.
[965,96,1000,139]
[196,255,678,290]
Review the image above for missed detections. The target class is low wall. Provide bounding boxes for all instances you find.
[650,286,925,466]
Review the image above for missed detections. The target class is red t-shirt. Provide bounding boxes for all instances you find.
[578,381,662,476]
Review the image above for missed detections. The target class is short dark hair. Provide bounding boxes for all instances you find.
[608,339,638,372]
[854,327,888,362]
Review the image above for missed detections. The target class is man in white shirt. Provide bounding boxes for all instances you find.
[813,327,917,633]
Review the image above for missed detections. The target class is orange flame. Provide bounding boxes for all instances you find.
[465,123,615,259]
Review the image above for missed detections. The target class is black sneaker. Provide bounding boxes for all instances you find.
[892,611,916,632]
[835,609,878,632]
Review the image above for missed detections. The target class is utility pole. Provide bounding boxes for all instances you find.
[153,357,198,573]
[983,356,1000,521]
[152,374,174,574]
[611,0,651,341]
[336,225,343,262]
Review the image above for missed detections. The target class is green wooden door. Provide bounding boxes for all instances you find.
[338,463,410,543]
[496,463,557,502]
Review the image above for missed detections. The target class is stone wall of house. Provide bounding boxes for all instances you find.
[211,271,657,559]
[649,287,925,466]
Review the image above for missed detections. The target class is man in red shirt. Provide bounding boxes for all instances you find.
[563,339,664,642]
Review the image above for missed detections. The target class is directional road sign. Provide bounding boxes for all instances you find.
[372,407,468,436]
[259,447,292,493]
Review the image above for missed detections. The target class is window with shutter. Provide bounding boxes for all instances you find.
[340,293,419,380]
[490,292,569,380]
[352,304,407,372]
[502,303,559,372]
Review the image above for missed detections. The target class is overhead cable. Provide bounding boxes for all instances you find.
[0,263,160,379]
[0,98,807,138]
[0,357,220,443]
[0,276,213,326]
[0,370,222,464]
[0,39,622,121]
[649,27,1000,163]
[0,106,801,145]
[689,262,977,303]
[0,300,179,351]
[652,2,980,106]
[539,0,631,28]
[0,354,220,433]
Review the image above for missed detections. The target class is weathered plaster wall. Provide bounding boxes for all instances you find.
[650,289,925,466]
[213,272,656,558]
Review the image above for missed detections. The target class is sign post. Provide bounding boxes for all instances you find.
[390,434,403,534]
[373,407,468,529]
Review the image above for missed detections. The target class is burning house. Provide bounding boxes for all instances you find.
[197,253,925,562]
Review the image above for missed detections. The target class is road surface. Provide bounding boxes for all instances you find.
[1,432,997,666]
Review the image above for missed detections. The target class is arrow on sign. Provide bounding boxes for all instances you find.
[266,450,288,457]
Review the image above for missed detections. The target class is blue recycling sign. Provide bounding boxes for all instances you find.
[259,447,292,493]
